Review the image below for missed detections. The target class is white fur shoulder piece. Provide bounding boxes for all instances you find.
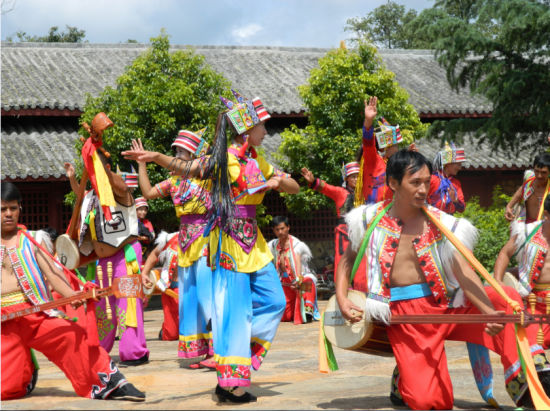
[510,220,527,253]
[438,213,478,272]
[345,204,380,252]
[154,231,178,251]
[34,230,54,254]
[292,236,313,263]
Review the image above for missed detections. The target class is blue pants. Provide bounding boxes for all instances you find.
[177,256,213,359]
[212,262,285,387]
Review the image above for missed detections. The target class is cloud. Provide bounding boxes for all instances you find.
[231,23,262,44]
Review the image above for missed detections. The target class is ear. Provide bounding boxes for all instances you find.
[388,176,399,192]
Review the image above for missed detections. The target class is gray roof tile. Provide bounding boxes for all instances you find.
[1,43,491,116]
[1,123,78,179]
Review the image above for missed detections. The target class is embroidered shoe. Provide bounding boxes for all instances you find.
[108,382,146,402]
[214,384,257,403]
[118,353,149,367]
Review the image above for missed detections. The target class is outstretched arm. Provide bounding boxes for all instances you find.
[64,162,80,194]
[122,139,202,178]
[493,236,516,283]
[141,246,161,288]
[132,139,162,199]
[363,96,378,130]
[265,176,300,194]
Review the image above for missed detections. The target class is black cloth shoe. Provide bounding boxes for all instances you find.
[108,382,146,402]
[389,392,406,407]
[26,369,38,395]
[158,329,163,340]
[214,384,257,403]
[118,353,149,367]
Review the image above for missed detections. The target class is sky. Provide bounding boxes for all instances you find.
[1,0,431,48]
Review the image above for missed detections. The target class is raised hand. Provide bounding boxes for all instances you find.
[364,96,378,128]
[300,167,315,184]
[64,162,75,178]
[121,139,157,163]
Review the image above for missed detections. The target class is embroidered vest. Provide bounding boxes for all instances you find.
[514,220,547,296]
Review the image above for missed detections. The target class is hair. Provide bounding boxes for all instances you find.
[201,112,235,229]
[544,195,550,214]
[271,215,289,227]
[42,227,59,243]
[386,149,432,186]
[533,153,550,170]
[1,182,22,203]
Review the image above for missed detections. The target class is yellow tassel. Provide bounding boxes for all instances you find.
[537,180,550,220]
[91,151,116,208]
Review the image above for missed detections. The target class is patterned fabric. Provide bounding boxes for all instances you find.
[360,126,392,204]
[172,128,207,156]
[511,220,548,296]
[428,172,466,214]
[220,90,271,135]
[346,201,477,322]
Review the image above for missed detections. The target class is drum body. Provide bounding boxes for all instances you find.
[323,290,393,357]
[143,269,162,296]
[55,234,80,270]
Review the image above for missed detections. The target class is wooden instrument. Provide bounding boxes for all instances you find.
[143,269,178,300]
[323,290,550,357]
[1,275,143,323]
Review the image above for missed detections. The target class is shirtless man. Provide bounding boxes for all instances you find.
[505,153,550,223]
[335,149,550,409]
[495,195,550,349]
[1,182,145,401]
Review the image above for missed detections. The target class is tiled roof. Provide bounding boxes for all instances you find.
[1,123,78,179]
[1,43,491,116]
[0,124,530,180]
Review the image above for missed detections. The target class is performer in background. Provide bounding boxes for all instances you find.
[141,231,179,341]
[427,142,466,214]
[1,182,145,401]
[135,197,155,257]
[268,215,320,324]
[505,153,550,223]
[336,150,550,409]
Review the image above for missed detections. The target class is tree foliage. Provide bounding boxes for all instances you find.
[78,32,230,230]
[7,25,86,42]
[423,0,550,152]
[456,186,513,270]
[275,42,428,217]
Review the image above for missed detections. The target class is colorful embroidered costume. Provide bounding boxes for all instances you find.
[1,229,129,400]
[519,170,550,223]
[511,219,550,348]
[346,201,550,409]
[208,142,287,387]
[79,190,149,363]
[155,161,213,359]
[427,142,466,214]
[268,235,320,324]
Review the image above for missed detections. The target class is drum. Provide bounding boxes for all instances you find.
[55,234,80,270]
[502,271,522,293]
[323,290,393,357]
[143,269,162,296]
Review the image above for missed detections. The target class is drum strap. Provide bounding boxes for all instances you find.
[349,202,393,285]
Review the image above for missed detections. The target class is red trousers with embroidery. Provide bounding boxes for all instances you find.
[1,302,118,399]
[281,278,316,324]
[161,288,179,341]
[387,286,533,410]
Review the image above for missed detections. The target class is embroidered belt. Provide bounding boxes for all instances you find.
[224,205,258,254]
[1,290,28,307]
[390,283,432,302]
[533,283,550,291]
[179,214,208,253]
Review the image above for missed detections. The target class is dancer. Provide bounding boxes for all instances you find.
[133,129,214,368]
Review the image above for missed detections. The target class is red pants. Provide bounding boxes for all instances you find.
[334,224,367,292]
[1,342,36,400]
[387,286,542,410]
[281,278,316,324]
[160,288,179,341]
[1,302,125,399]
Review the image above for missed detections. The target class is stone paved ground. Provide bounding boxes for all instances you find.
[3,299,520,410]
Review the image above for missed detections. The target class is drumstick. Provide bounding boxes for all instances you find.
[106,262,113,321]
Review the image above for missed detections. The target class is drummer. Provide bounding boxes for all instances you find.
[336,149,550,409]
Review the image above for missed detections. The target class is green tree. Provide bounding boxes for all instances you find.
[345,1,418,48]
[78,32,230,230]
[456,186,513,270]
[275,42,428,217]
[7,25,86,42]
[419,0,550,151]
